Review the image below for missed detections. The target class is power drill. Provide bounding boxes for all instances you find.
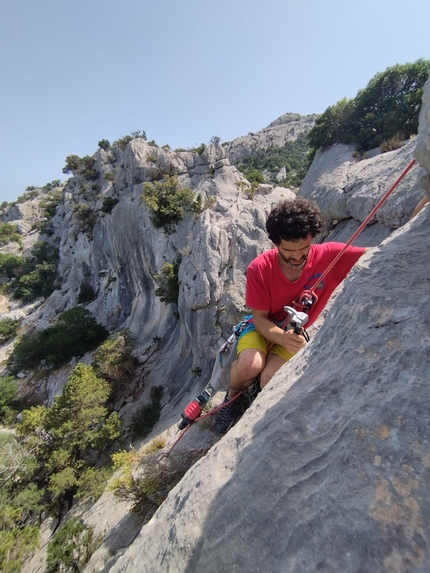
[178,387,213,430]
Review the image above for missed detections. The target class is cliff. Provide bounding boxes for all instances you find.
[1,77,429,572]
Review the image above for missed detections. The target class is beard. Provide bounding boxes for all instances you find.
[278,250,308,269]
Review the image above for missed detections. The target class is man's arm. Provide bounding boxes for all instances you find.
[251,308,307,355]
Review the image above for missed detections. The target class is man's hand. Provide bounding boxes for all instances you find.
[282,329,307,354]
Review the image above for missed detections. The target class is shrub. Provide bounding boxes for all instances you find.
[0,223,22,247]
[0,523,39,573]
[141,175,194,232]
[73,203,97,235]
[91,331,137,402]
[0,375,19,422]
[2,244,59,303]
[62,155,98,181]
[104,171,115,182]
[153,259,180,305]
[112,135,133,150]
[39,188,62,220]
[129,386,164,440]
[131,130,147,141]
[46,518,100,573]
[380,133,404,153]
[0,318,19,343]
[98,139,110,151]
[194,143,206,154]
[0,254,28,279]
[12,261,58,302]
[8,307,109,373]
[101,197,119,213]
[77,282,96,304]
[109,444,207,520]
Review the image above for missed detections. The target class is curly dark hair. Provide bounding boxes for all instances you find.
[266,197,322,244]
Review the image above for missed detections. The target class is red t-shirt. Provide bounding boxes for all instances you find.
[245,242,365,327]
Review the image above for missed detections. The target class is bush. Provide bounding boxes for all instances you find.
[73,203,97,235]
[129,386,164,440]
[194,143,206,154]
[98,139,110,151]
[1,244,59,303]
[0,523,39,573]
[153,259,180,304]
[0,375,19,422]
[0,254,28,279]
[91,331,137,402]
[101,197,119,213]
[109,443,207,520]
[12,261,58,302]
[141,175,194,232]
[46,518,100,573]
[380,133,405,153]
[77,282,96,304]
[8,307,109,373]
[0,318,19,344]
[62,155,98,181]
[104,171,115,182]
[112,135,133,150]
[0,223,22,247]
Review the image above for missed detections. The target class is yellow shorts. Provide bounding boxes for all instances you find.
[237,330,295,362]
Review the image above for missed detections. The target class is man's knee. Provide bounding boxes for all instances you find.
[235,349,266,381]
[259,354,287,388]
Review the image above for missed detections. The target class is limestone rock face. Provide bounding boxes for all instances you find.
[105,78,430,572]
[415,75,430,174]
[109,211,430,573]
[300,139,426,246]
[223,113,316,164]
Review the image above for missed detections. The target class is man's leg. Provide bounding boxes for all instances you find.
[227,348,266,398]
[259,353,287,388]
[213,348,266,434]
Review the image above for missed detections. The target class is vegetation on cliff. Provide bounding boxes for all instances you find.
[307,59,430,157]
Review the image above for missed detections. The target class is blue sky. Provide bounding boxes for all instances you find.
[1,0,429,203]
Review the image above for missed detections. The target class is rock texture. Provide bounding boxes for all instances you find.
[300,140,426,246]
[222,112,316,164]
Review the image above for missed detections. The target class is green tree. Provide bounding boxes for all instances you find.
[0,319,19,344]
[0,375,19,422]
[16,364,120,501]
[8,307,109,373]
[46,518,99,573]
[98,139,110,151]
[153,259,180,304]
[0,254,27,279]
[308,59,430,154]
[141,175,194,232]
[0,223,22,247]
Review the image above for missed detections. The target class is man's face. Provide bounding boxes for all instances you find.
[276,236,313,270]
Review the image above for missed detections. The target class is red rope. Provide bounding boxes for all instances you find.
[307,157,417,294]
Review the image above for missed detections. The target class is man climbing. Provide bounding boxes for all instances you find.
[213,197,366,433]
